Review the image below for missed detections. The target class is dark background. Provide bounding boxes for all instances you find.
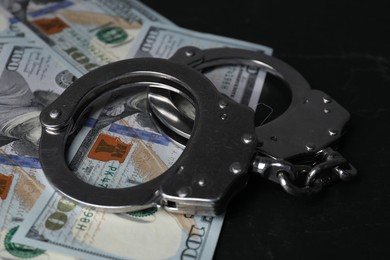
[142,1,389,259]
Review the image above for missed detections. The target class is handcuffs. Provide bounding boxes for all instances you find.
[39,46,357,216]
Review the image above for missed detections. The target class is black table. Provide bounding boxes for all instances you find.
[142,1,390,259]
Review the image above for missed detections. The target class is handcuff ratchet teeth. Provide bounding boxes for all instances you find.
[39,47,357,216]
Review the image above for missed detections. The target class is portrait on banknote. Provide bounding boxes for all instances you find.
[97,88,156,132]
[0,44,76,156]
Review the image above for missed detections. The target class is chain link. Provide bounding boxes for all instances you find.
[252,148,357,196]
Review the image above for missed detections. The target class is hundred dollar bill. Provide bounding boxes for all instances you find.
[0,5,38,43]
[92,0,175,25]
[23,0,140,72]
[0,42,78,150]
[13,94,224,260]
[0,11,225,259]
[7,0,170,74]
[128,22,273,110]
[14,190,223,260]
[0,26,223,260]
[0,157,18,229]
[0,40,80,258]
[0,4,83,77]
[69,93,182,189]
[0,148,78,259]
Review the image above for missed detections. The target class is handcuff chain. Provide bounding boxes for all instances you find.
[253,148,357,196]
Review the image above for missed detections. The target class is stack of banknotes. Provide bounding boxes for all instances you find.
[0,1,272,259]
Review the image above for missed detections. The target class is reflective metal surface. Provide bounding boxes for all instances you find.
[149,47,311,144]
[39,47,356,215]
[151,47,356,196]
[40,57,257,215]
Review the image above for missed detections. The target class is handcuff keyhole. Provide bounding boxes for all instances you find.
[270,136,278,142]
[166,200,177,209]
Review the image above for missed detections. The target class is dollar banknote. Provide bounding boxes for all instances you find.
[0,4,83,77]
[0,2,275,260]
[0,147,79,259]
[92,0,175,25]
[12,93,224,260]
[0,40,82,259]
[14,190,223,260]
[0,38,225,259]
[26,0,141,71]
[69,93,182,189]
[0,42,78,150]
[128,22,273,110]
[0,5,39,44]
[0,154,18,229]
[1,0,174,74]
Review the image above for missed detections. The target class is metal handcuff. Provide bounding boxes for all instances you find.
[39,46,357,216]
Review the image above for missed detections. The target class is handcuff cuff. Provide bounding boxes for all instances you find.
[39,46,357,216]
